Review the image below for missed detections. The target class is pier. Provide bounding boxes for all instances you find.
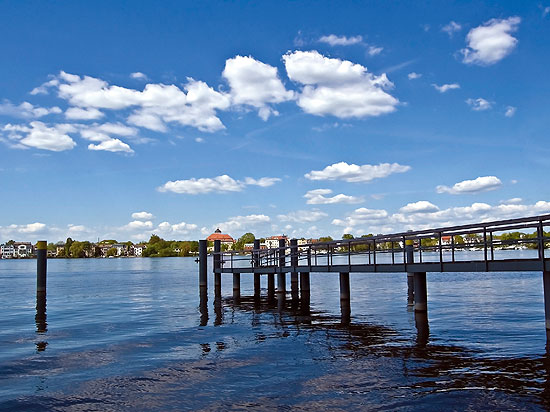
[199,214,550,335]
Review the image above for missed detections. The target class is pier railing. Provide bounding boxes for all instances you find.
[213,214,550,273]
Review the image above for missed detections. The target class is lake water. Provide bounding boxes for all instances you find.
[1,255,550,411]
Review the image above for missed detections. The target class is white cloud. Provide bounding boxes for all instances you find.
[157,221,198,235]
[501,198,522,205]
[442,21,462,37]
[0,100,61,118]
[305,161,410,183]
[130,72,148,80]
[222,55,294,120]
[466,97,492,111]
[436,176,502,194]
[408,72,422,80]
[243,177,281,187]
[367,45,383,56]
[461,16,521,66]
[54,71,231,133]
[30,78,59,95]
[65,107,104,120]
[214,214,271,234]
[304,188,363,204]
[432,83,460,93]
[195,137,204,143]
[278,209,328,223]
[283,50,399,118]
[505,106,516,117]
[2,121,76,151]
[331,200,550,235]
[158,174,280,194]
[88,138,133,153]
[399,200,439,214]
[124,220,154,230]
[132,211,154,220]
[318,34,363,46]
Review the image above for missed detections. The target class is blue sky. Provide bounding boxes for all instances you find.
[1,0,550,243]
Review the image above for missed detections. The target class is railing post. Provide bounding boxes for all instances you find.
[253,239,261,300]
[277,238,286,300]
[290,239,299,300]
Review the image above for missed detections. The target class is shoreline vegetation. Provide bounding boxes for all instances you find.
[1,230,545,260]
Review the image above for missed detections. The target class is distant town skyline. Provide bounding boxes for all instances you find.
[1,1,550,243]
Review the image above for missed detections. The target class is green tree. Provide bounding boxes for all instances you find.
[319,236,333,242]
[70,241,86,258]
[65,237,73,257]
[342,234,354,240]
[106,247,117,257]
[235,232,255,250]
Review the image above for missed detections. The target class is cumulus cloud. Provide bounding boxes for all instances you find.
[132,211,154,220]
[436,176,502,194]
[466,97,492,111]
[222,55,294,120]
[332,200,550,235]
[213,214,271,234]
[408,72,422,80]
[399,200,439,213]
[505,106,516,117]
[432,83,460,93]
[442,21,462,37]
[501,197,522,205]
[278,209,328,223]
[157,221,198,235]
[53,71,231,133]
[158,174,280,194]
[65,107,104,120]
[1,121,76,151]
[124,220,154,230]
[461,16,521,65]
[88,138,133,153]
[318,34,363,46]
[305,161,410,183]
[30,78,59,95]
[0,100,61,118]
[283,50,399,118]
[304,188,363,204]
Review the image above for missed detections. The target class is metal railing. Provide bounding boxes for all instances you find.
[212,214,550,273]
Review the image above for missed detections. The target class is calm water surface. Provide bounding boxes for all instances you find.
[1,255,550,411]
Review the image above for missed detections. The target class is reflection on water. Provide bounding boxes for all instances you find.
[1,257,550,410]
[35,292,47,352]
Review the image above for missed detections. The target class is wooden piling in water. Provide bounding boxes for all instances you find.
[290,239,299,300]
[268,274,275,301]
[199,240,207,290]
[233,272,240,301]
[277,238,286,299]
[253,239,261,299]
[405,240,415,305]
[213,240,221,299]
[339,272,350,302]
[544,271,550,330]
[36,241,47,294]
[413,272,428,312]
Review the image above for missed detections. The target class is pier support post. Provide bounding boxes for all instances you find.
[300,272,310,301]
[199,240,207,291]
[277,239,286,300]
[253,239,261,300]
[268,274,275,301]
[413,272,428,312]
[233,272,240,301]
[405,240,415,305]
[290,239,299,301]
[213,240,221,300]
[36,241,47,295]
[339,272,351,324]
[544,271,550,331]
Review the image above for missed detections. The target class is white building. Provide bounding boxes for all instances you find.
[1,244,15,258]
[133,244,146,257]
[265,236,288,249]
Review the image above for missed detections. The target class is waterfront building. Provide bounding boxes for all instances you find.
[265,235,288,249]
[206,229,235,251]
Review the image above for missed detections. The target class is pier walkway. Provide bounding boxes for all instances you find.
[198,214,550,333]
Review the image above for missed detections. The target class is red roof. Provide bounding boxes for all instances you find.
[207,233,234,242]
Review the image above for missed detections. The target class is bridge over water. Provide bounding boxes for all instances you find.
[198,214,550,334]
